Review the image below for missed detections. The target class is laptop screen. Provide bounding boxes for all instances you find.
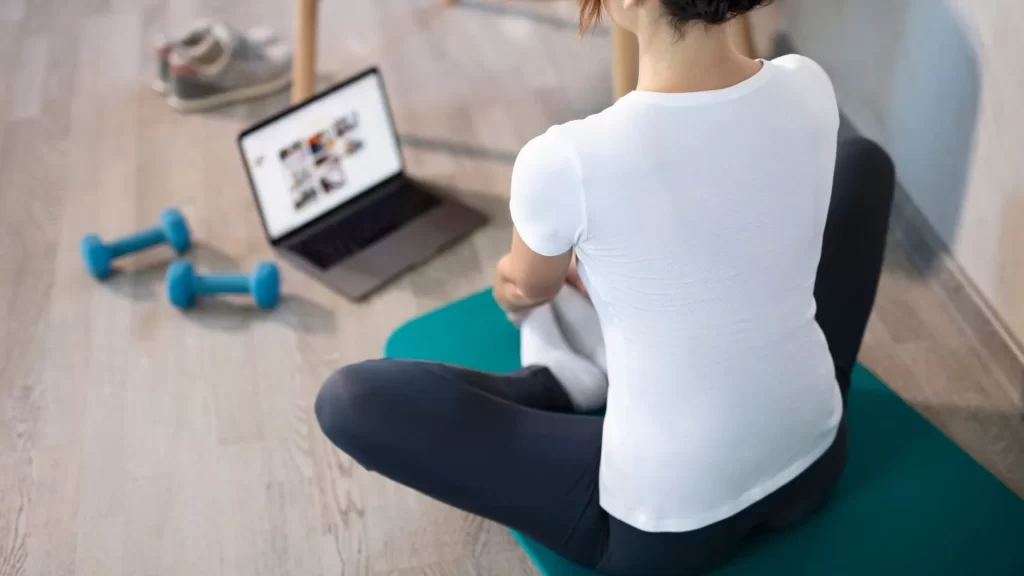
[239,70,403,241]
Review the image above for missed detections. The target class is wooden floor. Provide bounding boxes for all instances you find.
[0,1,1020,575]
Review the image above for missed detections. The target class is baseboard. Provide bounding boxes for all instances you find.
[889,186,1024,389]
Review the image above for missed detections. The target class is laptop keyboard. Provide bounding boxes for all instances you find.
[293,186,440,269]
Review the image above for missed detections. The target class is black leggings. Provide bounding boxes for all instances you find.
[315,137,896,576]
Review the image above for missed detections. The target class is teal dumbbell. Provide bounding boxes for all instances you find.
[166,261,280,310]
[81,208,191,279]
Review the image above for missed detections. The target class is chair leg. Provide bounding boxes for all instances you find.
[293,0,319,103]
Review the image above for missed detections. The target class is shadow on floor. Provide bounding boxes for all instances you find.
[178,292,336,334]
[187,242,244,272]
[96,242,243,302]
[101,256,176,301]
[102,241,336,333]
[100,242,240,301]
[771,0,982,275]
[169,243,336,333]
[771,31,968,287]
[878,230,929,281]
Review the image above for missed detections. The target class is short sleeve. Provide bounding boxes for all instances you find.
[509,128,585,256]
[772,54,839,128]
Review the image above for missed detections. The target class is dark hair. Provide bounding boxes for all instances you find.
[579,0,771,33]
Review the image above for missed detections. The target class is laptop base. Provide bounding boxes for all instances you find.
[279,196,487,301]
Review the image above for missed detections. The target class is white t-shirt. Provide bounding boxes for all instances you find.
[509,55,843,533]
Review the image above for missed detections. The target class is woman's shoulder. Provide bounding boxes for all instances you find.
[516,109,611,171]
[770,54,835,97]
[770,54,838,127]
[532,106,626,157]
[514,103,640,200]
[517,125,577,170]
[513,126,582,197]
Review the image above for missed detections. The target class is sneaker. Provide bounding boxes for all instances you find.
[166,23,292,112]
[153,21,279,95]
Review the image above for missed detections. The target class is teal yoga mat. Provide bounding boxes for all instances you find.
[385,289,1024,575]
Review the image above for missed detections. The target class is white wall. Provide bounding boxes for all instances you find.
[780,0,1024,343]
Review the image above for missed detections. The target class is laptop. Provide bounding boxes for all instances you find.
[238,67,487,301]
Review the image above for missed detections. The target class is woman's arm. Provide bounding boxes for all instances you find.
[500,127,584,317]
[493,228,572,316]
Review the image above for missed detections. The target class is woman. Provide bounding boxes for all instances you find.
[315,0,895,573]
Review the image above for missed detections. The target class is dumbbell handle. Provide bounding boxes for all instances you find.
[108,227,166,258]
[193,275,251,294]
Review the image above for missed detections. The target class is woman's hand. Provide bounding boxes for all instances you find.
[493,229,574,324]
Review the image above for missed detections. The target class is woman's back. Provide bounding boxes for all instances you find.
[510,55,844,532]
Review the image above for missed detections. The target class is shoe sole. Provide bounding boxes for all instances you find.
[167,72,291,113]
[152,78,169,95]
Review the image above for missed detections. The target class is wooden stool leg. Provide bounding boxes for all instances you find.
[611,24,639,100]
[293,0,319,103]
